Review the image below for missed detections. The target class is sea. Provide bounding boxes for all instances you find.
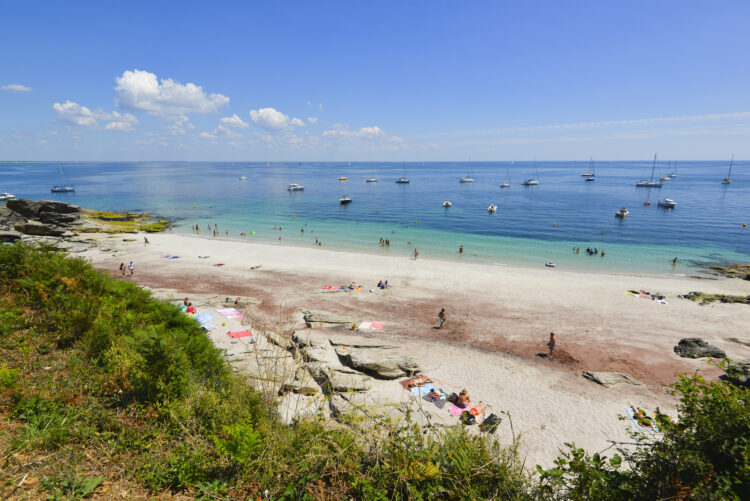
[2,160,749,275]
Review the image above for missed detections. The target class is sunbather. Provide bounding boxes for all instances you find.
[405,375,433,388]
[631,405,654,427]
[456,389,471,408]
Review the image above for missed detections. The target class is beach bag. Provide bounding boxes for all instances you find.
[479,413,501,434]
[448,392,458,404]
[460,411,476,426]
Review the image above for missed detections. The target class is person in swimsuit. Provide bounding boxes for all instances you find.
[456,389,470,408]
[548,332,557,358]
[438,308,446,329]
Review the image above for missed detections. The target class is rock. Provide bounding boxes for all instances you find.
[36,211,80,225]
[14,221,67,237]
[0,231,22,242]
[300,344,342,366]
[302,310,356,327]
[264,331,293,351]
[724,358,750,388]
[281,368,321,395]
[725,337,750,348]
[327,334,397,349]
[582,371,641,388]
[276,393,329,425]
[5,199,80,218]
[674,338,726,359]
[335,347,421,379]
[292,329,333,348]
[327,368,372,392]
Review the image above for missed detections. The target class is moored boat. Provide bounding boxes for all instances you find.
[657,198,676,208]
[442,201,452,208]
[615,207,629,218]
[287,183,304,191]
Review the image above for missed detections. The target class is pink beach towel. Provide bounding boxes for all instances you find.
[227,330,252,339]
[449,404,465,417]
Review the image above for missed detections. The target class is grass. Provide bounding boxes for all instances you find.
[79,208,170,233]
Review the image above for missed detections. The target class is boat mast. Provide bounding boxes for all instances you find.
[728,154,734,177]
[650,154,657,182]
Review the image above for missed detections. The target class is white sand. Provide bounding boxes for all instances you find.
[80,232,750,467]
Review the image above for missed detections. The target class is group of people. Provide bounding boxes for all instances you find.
[379,238,391,247]
[573,246,605,257]
[181,297,196,314]
[376,280,389,289]
[118,261,134,277]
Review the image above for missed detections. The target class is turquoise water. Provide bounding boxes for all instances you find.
[2,160,749,274]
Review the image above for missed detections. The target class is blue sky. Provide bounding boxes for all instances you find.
[1,1,749,161]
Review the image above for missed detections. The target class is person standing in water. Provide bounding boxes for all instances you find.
[413,248,419,260]
[459,245,463,254]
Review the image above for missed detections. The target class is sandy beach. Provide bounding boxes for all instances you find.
[80,232,750,467]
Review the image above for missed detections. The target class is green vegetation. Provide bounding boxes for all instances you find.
[682,291,750,305]
[1,243,748,499]
[80,208,170,233]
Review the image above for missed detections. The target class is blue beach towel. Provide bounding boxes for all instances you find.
[626,407,660,432]
[194,312,214,325]
[411,386,435,397]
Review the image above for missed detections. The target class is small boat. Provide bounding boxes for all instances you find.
[442,201,452,208]
[338,176,348,181]
[51,161,75,192]
[460,176,474,183]
[365,177,378,182]
[396,177,410,184]
[667,162,677,178]
[339,196,352,205]
[657,198,676,208]
[501,167,510,188]
[643,201,651,206]
[487,204,497,213]
[287,184,304,191]
[522,161,540,186]
[722,155,734,184]
[584,176,595,182]
[545,262,556,268]
[636,154,663,188]
[615,207,629,218]
[239,176,248,180]
[0,192,15,201]
[582,158,596,178]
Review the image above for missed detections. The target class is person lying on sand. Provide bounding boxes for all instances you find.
[405,375,433,388]
[654,407,673,426]
[250,265,262,270]
[456,389,471,409]
[631,405,654,427]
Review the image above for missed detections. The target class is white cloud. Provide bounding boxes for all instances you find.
[307,117,318,124]
[1,84,31,92]
[319,103,323,111]
[167,117,194,135]
[219,114,249,128]
[115,69,229,120]
[249,107,305,131]
[53,100,138,130]
[323,124,401,141]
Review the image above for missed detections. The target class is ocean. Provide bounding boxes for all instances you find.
[2,160,749,274]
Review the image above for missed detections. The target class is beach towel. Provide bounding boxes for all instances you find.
[370,322,384,330]
[449,404,465,417]
[166,256,180,259]
[626,407,659,431]
[198,256,209,259]
[194,312,214,325]
[358,321,384,330]
[217,308,240,316]
[227,330,252,339]
[411,386,435,397]
[213,263,225,267]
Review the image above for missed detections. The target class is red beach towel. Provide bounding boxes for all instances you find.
[227,330,252,339]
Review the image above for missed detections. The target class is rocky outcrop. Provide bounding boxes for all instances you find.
[5,199,81,218]
[582,371,641,388]
[335,346,421,379]
[302,310,356,327]
[724,358,750,388]
[0,231,22,242]
[674,338,726,359]
[1,199,97,242]
[14,221,68,236]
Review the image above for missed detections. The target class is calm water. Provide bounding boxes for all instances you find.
[2,161,749,274]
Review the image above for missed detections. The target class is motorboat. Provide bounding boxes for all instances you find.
[521,178,539,186]
[545,262,556,268]
[365,177,378,183]
[395,177,410,184]
[584,176,595,182]
[659,176,670,181]
[338,176,348,181]
[500,181,510,188]
[636,154,662,188]
[0,192,15,201]
[615,207,629,218]
[722,155,734,184]
[287,184,304,191]
[460,176,475,183]
[51,161,75,192]
[487,204,497,213]
[442,201,452,208]
[239,176,248,180]
[339,196,352,205]
[657,198,676,208]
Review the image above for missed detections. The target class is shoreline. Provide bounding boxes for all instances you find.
[78,231,750,466]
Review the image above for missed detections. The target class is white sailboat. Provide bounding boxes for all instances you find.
[584,158,596,181]
[365,167,378,182]
[396,162,410,183]
[460,159,474,183]
[636,155,663,188]
[501,167,510,188]
[50,161,75,192]
[521,161,539,186]
[659,161,672,181]
[722,155,734,184]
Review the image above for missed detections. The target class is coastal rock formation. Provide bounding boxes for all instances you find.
[674,338,726,359]
[699,263,750,281]
[14,221,69,237]
[723,358,750,388]
[335,346,421,379]
[1,198,98,238]
[302,310,356,327]
[582,371,641,388]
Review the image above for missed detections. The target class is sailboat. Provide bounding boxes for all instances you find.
[50,161,75,192]
[635,155,663,188]
[659,161,672,182]
[365,167,378,182]
[584,158,596,181]
[581,158,594,177]
[521,161,540,186]
[460,159,475,183]
[667,162,677,178]
[501,167,510,188]
[722,155,734,184]
[396,162,410,183]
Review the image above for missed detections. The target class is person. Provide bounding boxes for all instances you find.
[144,236,150,245]
[438,308,446,329]
[548,332,557,358]
[186,302,196,314]
[377,280,383,288]
[459,245,463,254]
[413,248,419,260]
[128,261,134,276]
[601,250,605,258]
[672,257,678,265]
[456,389,471,408]
[383,280,388,288]
[119,262,126,277]
[301,228,304,233]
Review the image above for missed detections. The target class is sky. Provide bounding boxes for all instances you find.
[1,1,749,161]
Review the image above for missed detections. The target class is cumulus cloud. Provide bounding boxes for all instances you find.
[307,117,318,124]
[249,107,305,131]
[323,124,401,141]
[115,69,229,120]
[53,100,138,130]
[1,84,31,92]
[219,114,249,128]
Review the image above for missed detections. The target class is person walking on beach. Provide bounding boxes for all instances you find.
[128,261,134,276]
[548,332,557,358]
[144,236,150,245]
[119,262,126,277]
[438,308,446,329]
